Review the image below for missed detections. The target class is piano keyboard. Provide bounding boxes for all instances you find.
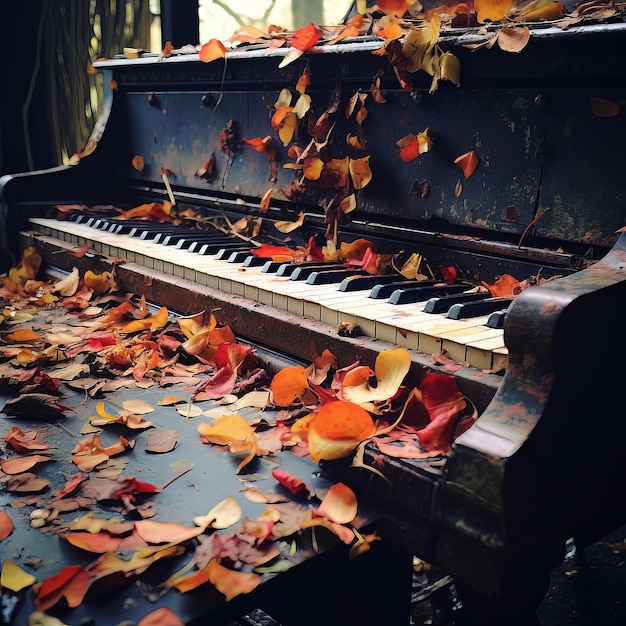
[29,217,509,371]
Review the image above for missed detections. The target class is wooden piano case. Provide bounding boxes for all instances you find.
[2,8,626,624]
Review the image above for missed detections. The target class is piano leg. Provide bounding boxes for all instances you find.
[453,541,566,626]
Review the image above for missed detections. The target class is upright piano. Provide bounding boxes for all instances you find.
[2,7,626,624]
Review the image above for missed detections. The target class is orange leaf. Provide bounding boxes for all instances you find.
[377,0,411,17]
[454,150,479,179]
[139,607,185,626]
[6,328,43,343]
[173,558,261,599]
[377,23,403,40]
[316,482,358,524]
[33,564,90,612]
[134,520,204,544]
[199,38,227,63]
[291,22,322,52]
[481,273,520,297]
[475,0,512,23]
[1,454,54,475]
[497,26,531,53]
[270,365,310,406]
[307,400,376,463]
[0,510,14,541]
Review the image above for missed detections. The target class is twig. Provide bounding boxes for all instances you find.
[518,207,550,249]
[162,171,176,206]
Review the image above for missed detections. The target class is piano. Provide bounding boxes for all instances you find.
[2,6,626,624]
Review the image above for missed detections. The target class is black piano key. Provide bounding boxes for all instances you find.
[241,255,269,267]
[228,250,253,263]
[195,240,244,255]
[215,245,251,260]
[261,260,286,273]
[290,264,345,281]
[423,291,491,314]
[339,274,406,292]
[275,262,330,278]
[447,297,514,319]
[486,309,508,329]
[369,280,436,300]
[306,269,366,285]
[388,283,470,305]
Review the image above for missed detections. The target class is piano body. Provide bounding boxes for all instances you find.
[2,11,626,623]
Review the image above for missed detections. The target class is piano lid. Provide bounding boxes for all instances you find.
[85,15,626,254]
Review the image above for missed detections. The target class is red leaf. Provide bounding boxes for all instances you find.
[33,564,90,612]
[291,23,322,52]
[416,374,469,452]
[271,468,310,497]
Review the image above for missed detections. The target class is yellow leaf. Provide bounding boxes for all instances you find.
[54,267,80,297]
[349,155,372,190]
[475,0,512,23]
[6,328,43,343]
[275,211,305,233]
[342,348,411,406]
[1,560,36,592]
[197,414,255,446]
[192,496,242,530]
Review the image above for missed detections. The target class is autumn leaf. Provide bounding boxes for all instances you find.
[454,150,479,179]
[315,482,358,524]
[199,38,227,63]
[270,365,310,406]
[481,273,520,296]
[33,564,90,612]
[271,468,311,498]
[138,607,185,626]
[192,496,242,530]
[415,373,475,452]
[307,400,376,463]
[1,560,36,592]
[378,0,411,17]
[1,454,54,475]
[291,22,322,52]
[170,558,261,599]
[341,347,411,407]
[0,510,15,541]
[6,328,43,343]
[497,26,531,53]
[475,0,512,23]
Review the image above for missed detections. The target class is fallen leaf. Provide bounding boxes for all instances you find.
[33,565,90,612]
[315,482,358,524]
[0,510,15,541]
[307,400,376,463]
[1,560,36,592]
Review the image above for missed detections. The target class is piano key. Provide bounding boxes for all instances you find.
[369,280,434,299]
[465,338,509,371]
[241,254,270,268]
[416,317,496,356]
[423,290,491,314]
[388,283,471,305]
[486,309,508,329]
[290,264,345,281]
[339,273,406,292]
[448,297,514,319]
[306,269,366,285]
[262,260,287,273]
